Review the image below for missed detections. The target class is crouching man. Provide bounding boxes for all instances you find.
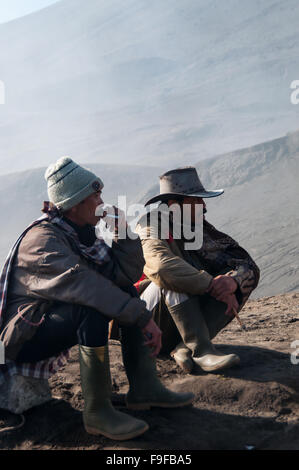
[135,167,260,374]
[0,157,194,441]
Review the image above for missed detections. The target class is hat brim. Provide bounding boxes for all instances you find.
[144,189,224,206]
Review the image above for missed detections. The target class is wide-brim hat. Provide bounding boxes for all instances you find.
[144,166,224,206]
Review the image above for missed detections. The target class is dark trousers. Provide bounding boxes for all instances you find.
[16,303,110,363]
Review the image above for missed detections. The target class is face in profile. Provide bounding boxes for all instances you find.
[66,190,104,226]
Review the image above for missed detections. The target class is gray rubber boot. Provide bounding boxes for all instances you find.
[170,342,194,374]
[120,325,195,410]
[167,297,240,372]
[79,344,149,440]
[199,294,233,340]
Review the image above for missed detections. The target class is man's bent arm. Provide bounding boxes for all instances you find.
[109,227,145,286]
[141,237,213,295]
[205,221,260,305]
[13,223,151,328]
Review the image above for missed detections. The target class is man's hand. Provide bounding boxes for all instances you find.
[101,205,128,233]
[208,275,238,299]
[111,206,127,232]
[207,275,239,317]
[217,293,239,317]
[142,318,162,357]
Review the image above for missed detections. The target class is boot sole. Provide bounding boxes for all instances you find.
[196,356,240,372]
[84,423,149,440]
[126,396,194,411]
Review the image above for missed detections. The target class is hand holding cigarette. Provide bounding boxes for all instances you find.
[102,205,127,233]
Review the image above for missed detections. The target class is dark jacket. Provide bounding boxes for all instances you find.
[0,220,151,360]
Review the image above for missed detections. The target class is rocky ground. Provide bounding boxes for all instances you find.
[0,292,299,451]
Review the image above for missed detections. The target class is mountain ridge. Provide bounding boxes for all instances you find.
[1,0,299,173]
[0,162,163,264]
[140,128,299,300]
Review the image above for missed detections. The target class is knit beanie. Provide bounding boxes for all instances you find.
[45,157,104,211]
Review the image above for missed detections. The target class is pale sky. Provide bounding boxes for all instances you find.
[0,0,60,24]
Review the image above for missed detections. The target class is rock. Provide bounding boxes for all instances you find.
[0,375,52,414]
[278,408,292,416]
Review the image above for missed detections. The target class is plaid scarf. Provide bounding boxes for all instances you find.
[41,201,111,267]
[0,202,111,385]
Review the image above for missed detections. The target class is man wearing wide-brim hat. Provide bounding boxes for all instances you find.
[135,167,260,373]
[0,157,194,441]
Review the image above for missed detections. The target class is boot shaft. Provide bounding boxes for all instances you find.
[79,345,112,413]
[167,297,213,356]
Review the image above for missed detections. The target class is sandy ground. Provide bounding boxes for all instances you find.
[0,292,299,451]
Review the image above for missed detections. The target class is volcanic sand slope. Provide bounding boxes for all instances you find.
[0,292,298,450]
[1,128,298,298]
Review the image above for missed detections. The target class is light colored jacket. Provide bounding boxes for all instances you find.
[135,207,260,306]
[0,220,151,360]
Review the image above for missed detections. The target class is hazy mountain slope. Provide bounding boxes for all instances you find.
[1,0,299,173]
[0,163,162,265]
[141,129,299,299]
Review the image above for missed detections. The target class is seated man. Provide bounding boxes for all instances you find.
[0,157,193,441]
[135,167,260,374]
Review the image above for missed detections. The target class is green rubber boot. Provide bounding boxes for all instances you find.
[79,344,149,440]
[120,325,195,410]
[168,297,240,372]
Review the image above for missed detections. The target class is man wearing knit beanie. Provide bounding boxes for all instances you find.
[44,156,107,228]
[0,157,194,441]
[45,156,104,212]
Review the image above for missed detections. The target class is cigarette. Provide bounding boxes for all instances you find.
[232,308,246,331]
[104,214,119,219]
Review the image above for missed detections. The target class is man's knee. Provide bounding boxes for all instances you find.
[16,303,110,363]
[70,305,109,347]
[163,290,189,308]
[51,303,109,331]
[140,282,189,311]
